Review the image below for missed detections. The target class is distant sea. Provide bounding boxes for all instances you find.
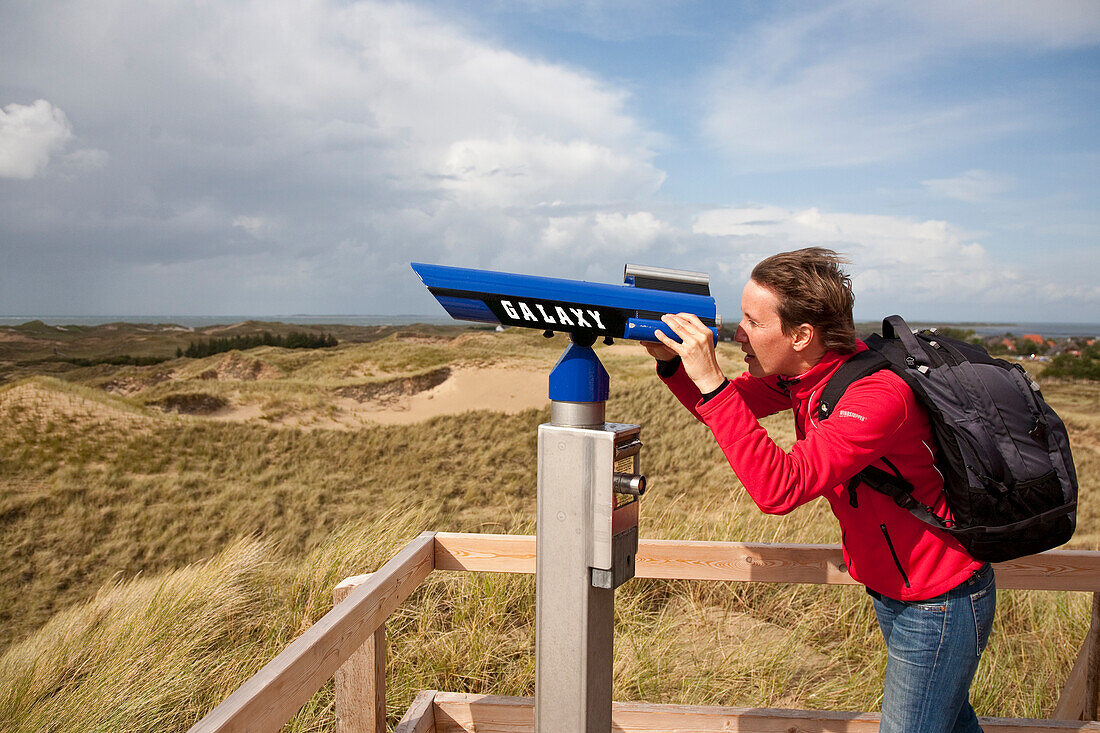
[1,315,1098,339]
[892,322,1100,340]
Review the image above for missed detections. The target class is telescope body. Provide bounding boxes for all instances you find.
[411,262,719,343]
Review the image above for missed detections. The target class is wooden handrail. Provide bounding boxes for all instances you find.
[187,531,436,733]
[434,532,1100,591]
[190,531,1100,732]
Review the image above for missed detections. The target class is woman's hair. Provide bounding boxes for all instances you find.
[750,247,858,354]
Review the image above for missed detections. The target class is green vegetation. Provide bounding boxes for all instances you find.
[0,320,469,385]
[181,331,338,358]
[1044,344,1100,381]
[62,354,172,367]
[931,326,979,343]
[0,328,1096,730]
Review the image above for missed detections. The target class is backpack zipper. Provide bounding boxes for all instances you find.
[880,523,911,588]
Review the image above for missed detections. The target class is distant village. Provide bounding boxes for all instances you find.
[971,331,1097,362]
[905,326,1099,380]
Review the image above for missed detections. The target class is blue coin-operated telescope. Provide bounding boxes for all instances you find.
[410,262,719,348]
[412,262,720,733]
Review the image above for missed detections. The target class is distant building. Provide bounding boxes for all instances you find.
[1023,334,1044,345]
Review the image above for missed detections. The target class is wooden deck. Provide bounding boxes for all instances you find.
[397,691,1100,733]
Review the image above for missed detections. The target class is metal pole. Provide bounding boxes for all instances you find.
[535,339,613,733]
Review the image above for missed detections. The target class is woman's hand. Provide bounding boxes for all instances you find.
[654,313,727,393]
[643,340,678,362]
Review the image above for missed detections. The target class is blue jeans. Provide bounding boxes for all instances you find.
[869,564,996,733]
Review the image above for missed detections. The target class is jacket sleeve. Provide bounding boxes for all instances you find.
[659,364,790,423]
[696,372,912,514]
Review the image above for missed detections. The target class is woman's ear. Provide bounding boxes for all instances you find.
[790,323,815,352]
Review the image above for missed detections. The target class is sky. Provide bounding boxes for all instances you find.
[0,0,1098,322]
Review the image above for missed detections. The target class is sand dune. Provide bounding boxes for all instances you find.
[2,364,549,432]
[0,379,154,430]
[206,365,549,428]
[356,366,548,424]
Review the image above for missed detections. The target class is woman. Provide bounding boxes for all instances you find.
[648,247,995,733]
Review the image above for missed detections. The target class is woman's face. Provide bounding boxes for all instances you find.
[735,279,803,378]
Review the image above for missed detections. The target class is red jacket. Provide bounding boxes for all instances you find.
[661,342,983,600]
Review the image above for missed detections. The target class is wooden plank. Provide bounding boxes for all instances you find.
[1054,632,1091,720]
[429,692,1100,733]
[636,537,855,585]
[996,552,1100,593]
[433,693,531,733]
[433,533,1100,591]
[435,533,535,575]
[433,533,851,583]
[187,532,436,733]
[395,690,436,733]
[334,574,386,733]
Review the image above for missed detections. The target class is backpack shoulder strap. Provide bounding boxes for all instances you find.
[817,348,891,421]
[819,341,951,530]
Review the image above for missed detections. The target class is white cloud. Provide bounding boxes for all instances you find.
[1038,281,1100,302]
[700,1,1065,170]
[56,147,109,175]
[537,210,669,255]
[906,1,1100,49]
[440,136,663,206]
[921,170,1015,203]
[467,0,699,41]
[176,0,659,206]
[0,0,672,314]
[232,215,280,239]
[693,205,1009,301]
[0,100,73,179]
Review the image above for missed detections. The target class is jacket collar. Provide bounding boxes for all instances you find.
[765,340,868,402]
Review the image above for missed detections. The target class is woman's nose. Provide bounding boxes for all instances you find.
[734,323,748,343]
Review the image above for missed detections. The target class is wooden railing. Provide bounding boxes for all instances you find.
[188,532,1100,733]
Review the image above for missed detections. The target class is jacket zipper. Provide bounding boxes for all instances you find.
[880,524,911,588]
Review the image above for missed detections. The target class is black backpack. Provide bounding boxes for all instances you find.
[817,315,1078,562]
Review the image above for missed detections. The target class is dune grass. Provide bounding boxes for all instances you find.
[0,334,1096,729]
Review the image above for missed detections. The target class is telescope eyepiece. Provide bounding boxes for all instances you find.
[623,264,710,297]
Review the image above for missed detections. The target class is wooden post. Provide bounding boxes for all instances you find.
[394,690,437,733]
[1087,593,1100,720]
[335,574,386,733]
[188,531,436,733]
[1055,593,1100,720]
